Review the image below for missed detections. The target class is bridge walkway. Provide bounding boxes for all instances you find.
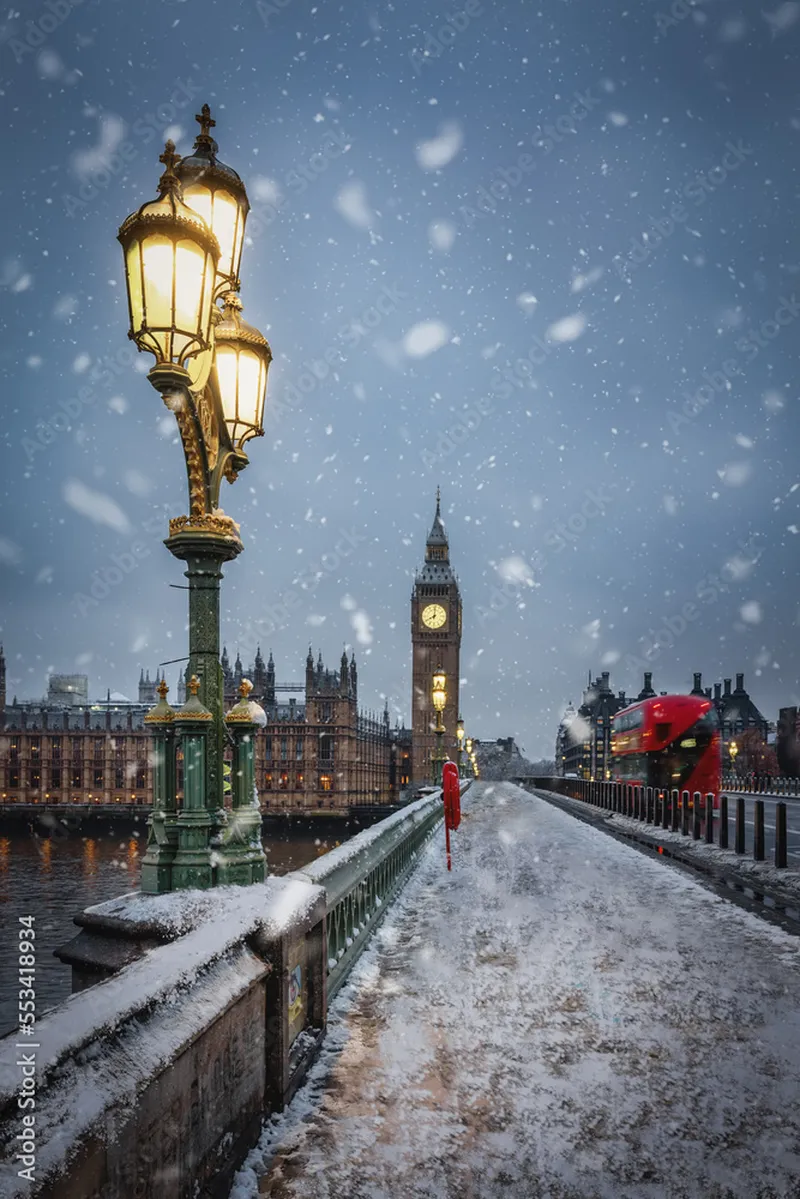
[232,781,800,1199]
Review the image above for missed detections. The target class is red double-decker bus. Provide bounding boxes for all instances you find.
[611,694,721,799]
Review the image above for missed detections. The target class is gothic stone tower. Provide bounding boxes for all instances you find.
[411,492,462,783]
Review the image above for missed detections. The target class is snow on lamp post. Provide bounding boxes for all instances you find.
[119,107,271,893]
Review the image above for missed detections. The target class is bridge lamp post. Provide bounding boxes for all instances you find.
[456,716,465,776]
[729,740,738,776]
[119,106,271,894]
[432,667,447,787]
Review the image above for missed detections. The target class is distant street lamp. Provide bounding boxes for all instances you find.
[456,715,465,776]
[729,740,739,775]
[119,106,271,893]
[432,667,447,787]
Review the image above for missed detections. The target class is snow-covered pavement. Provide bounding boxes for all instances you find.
[232,782,800,1199]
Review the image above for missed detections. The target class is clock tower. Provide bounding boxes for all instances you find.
[411,490,462,783]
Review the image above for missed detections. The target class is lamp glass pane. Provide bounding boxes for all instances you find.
[141,234,175,357]
[211,190,239,281]
[236,349,262,429]
[215,343,240,426]
[182,184,212,230]
[125,240,144,333]
[187,343,214,391]
[231,210,245,284]
[199,253,216,346]
[184,185,241,284]
[174,240,206,354]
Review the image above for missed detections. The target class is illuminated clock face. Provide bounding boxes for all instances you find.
[422,603,447,629]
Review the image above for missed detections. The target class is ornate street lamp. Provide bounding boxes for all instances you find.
[432,667,447,787]
[729,740,739,777]
[120,106,270,893]
[456,716,464,776]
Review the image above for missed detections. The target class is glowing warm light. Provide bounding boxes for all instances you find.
[182,185,244,293]
[432,667,446,712]
[214,292,270,452]
[118,142,219,372]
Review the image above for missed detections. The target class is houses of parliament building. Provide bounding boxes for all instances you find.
[0,495,462,815]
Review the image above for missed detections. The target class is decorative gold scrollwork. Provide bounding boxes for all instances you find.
[170,402,206,518]
[169,513,242,539]
[195,388,219,471]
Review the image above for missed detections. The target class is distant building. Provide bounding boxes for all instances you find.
[777,708,800,777]
[47,674,89,706]
[557,671,631,780]
[0,646,411,814]
[556,668,769,780]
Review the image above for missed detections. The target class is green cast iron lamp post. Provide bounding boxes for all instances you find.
[119,105,271,893]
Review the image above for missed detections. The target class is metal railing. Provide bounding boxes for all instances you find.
[720,774,800,796]
[298,780,471,999]
[526,777,791,869]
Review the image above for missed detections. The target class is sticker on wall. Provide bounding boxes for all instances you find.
[288,964,302,1022]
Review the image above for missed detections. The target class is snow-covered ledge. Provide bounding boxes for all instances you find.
[0,791,461,1197]
[0,875,327,1199]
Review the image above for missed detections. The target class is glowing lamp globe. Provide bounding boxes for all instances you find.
[118,141,220,381]
[432,667,447,713]
[175,104,250,297]
[214,292,272,454]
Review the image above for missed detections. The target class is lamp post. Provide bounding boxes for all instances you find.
[729,740,738,778]
[119,106,271,893]
[432,666,447,787]
[456,716,464,777]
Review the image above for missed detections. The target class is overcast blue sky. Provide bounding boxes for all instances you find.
[1,0,799,757]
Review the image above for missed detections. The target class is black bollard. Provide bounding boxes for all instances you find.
[671,789,679,832]
[681,790,690,836]
[735,797,745,854]
[662,791,670,831]
[705,793,714,843]
[692,792,702,840]
[646,786,653,823]
[776,802,787,869]
[754,800,765,862]
[719,795,728,849]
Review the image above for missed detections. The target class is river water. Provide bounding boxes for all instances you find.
[0,817,349,1037]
